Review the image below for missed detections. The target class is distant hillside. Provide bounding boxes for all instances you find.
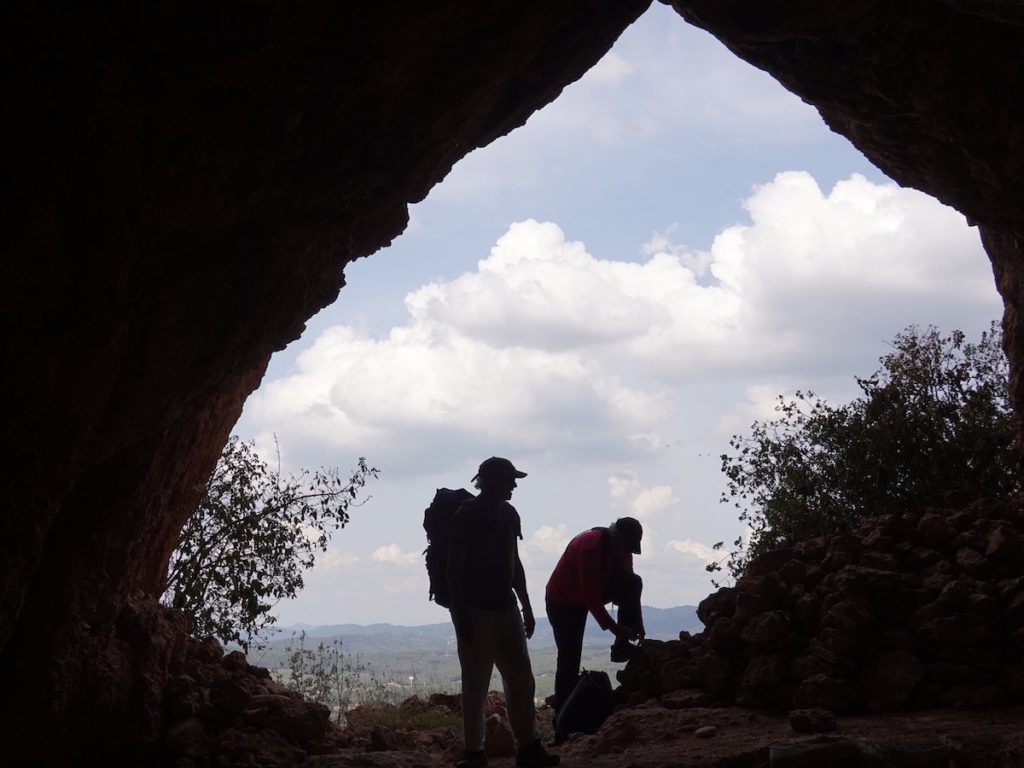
[273,604,699,643]
[253,605,700,665]
[246,605,702,698]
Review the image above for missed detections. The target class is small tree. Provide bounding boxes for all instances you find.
[163,436,378,650]
[280,632,367,724]
[715,322,1017,578]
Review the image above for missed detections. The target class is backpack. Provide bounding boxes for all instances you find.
[555,669,614,735]
[422,487,475,608]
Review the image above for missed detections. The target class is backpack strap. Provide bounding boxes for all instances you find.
[590,526,612,587]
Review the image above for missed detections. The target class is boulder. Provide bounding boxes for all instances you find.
[741,611,791,646]
[742,654,788,688]
[861,651,924,707]
[660,689,714,709]
[369,726,401,752]
[484,714,516,757]
[788,708,838,734]
[794,675,854,714]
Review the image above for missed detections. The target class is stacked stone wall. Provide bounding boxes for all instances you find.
[618,498,1024,713]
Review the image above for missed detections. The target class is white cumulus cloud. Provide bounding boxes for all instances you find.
[244,172,998,480]
[371,544,419,567]
[668,539,718,565]
[526,524,571,557]
[608,471,679,521]
[317,550,361,571]
[520,524,572,569]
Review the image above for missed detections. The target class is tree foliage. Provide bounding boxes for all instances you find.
[162,436,378,650]
[276,632,461,728]
[715,322,1017,578]
[280,632,367,725]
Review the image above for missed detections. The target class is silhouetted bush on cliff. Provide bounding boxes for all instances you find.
[162,437,378,650]
[717,322,1016,578]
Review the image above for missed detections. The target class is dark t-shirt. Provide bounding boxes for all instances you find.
[449,497,522,610]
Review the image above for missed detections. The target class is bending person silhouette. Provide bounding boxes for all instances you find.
[545,518,645,736]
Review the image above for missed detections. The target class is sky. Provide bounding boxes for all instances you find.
[233,3,1003,628]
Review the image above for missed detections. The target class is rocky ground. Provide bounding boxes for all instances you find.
[162,631,1024,768]
[301,704,1024,768]
[163,496,1024,767]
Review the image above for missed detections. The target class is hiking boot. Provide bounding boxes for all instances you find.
[516,739,560,767]
[456,750,488,768]
[610,641,638,663]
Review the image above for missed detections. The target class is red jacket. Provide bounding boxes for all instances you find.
[545,528,637,631]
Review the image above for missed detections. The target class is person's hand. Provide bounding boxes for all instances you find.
[612,623,639,643]
[522,606,536,639]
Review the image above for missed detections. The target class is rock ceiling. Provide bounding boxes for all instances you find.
[3,1,1022,763]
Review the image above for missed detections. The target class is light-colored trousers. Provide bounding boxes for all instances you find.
[453,604,539,752]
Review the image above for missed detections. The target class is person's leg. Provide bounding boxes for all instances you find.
[493,606,559,767]
[492,605,538,746]
[611,572,643,634]
[545,598,587,714]
[455,607,497,756]
[609,573,643,661]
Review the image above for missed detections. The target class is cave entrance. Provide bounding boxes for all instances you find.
[231,2,1001,632]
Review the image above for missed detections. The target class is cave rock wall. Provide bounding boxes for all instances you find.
[4,0,1024,763]
[1,2,650,763]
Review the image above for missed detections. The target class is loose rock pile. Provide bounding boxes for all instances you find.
[159,643,531,767]
[617,497,1024,713]
[161,636,347,766]
[342,692,518,759]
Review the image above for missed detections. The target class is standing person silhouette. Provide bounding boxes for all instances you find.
[545,517,645,741]
[447,457,560,768]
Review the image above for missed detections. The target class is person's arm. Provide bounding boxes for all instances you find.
[512,548,535,639]
[577,546,615,630]
[579,545,637,642]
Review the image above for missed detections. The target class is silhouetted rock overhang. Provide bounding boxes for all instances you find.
[1,2,650,763]
[4,0,1024,764]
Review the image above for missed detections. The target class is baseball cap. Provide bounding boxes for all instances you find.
[611,516,643,554]
[472,456,528,482]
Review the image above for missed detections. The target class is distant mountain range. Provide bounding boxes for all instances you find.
[247,605,703,687]
[265,604,701,648]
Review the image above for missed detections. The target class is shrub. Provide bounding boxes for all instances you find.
[715,322,1017,578]
[162,436,378,650]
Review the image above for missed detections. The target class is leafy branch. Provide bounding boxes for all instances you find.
[714,322,1017,579]
[162,436,378,650]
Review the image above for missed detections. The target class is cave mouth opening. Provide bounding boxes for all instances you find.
[6,0,1024,764]
[232,0,998,637]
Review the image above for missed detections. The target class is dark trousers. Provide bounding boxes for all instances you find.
[546,572,643,714]
[611,572,643,640]
[545,599,587,716]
